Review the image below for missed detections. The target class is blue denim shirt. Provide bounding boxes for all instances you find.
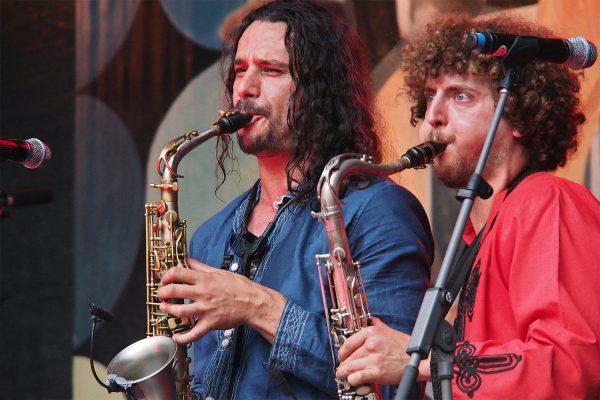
[188,178,433,399]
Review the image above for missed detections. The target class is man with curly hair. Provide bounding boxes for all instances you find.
[336,13,600,399]
[156,1,433,399]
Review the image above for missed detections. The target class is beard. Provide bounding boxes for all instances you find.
[427,130,508,189]
[432,154,475,189]
[235,99,291,155]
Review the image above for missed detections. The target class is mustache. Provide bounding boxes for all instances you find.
[427,130,454,144]
[235,100,270,116]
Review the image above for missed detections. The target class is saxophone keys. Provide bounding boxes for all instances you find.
[169,316,193,334]
[149,182,179,191]
[356,386,372,396]
[332,334,341,347]
[165,210,179,226]
[218,109,237,117]
[330,311,343,322]
[183,131,199,140]
[346,275,356,288]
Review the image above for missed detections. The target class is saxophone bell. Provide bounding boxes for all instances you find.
[106,336,178,400]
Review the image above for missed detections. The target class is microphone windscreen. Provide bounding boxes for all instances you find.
[89,302,114,322]
[24,138,52,169]
[566,36,597,69]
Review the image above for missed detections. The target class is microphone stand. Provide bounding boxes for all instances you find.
[0,188,53,219]
[88,303,135,399]
[395,48,527,399]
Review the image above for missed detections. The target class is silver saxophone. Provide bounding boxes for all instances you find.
[105,110,252,400]
[312,141,446,400]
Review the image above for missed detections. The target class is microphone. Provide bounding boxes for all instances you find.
[466,32,597,69]
[0,188,53,208]
[0,137,52,169]
[89,302,114,322]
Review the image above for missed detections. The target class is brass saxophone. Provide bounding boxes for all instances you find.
[312,141,446,400]
[106,110,252,400]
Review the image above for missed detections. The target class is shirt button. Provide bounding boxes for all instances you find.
[221,338,231,348]
[223,328,234,338]
[206,397,215,400]
[229,262,239,272]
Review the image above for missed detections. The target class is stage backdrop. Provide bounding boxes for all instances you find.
[0,1,598,399]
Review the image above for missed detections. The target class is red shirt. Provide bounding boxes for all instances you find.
[453,172,600,399]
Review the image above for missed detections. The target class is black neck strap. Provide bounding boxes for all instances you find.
[446,167,539,300]
[240,180,298,267]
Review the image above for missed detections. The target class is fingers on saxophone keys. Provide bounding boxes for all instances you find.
[335,358,358,382]
[160,265,193,285]
[172,323,207,345]
[158,301,193,318]
[337,329,368,361]
[336,358,374,386]
[157,281,188,301]
[347,370,371,387]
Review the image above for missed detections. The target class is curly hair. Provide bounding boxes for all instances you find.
[217,0,380,202]
[402,14,585,171]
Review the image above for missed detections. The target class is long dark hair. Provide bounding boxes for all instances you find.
[217,0,381,202]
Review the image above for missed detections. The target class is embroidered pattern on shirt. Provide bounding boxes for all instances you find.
[455,261,481,341]
[454,341,522,397]
[269,302,309,371]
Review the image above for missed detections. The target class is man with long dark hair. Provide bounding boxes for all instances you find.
[157,1,433,398]
[335,13,600,399]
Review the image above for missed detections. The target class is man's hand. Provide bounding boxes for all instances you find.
[157,258,287,344]
[336,317,429,386]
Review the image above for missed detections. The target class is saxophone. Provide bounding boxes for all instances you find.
[106,110,252,400]
[312,141,446,400]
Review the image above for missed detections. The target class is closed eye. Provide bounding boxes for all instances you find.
[261,67,285,76]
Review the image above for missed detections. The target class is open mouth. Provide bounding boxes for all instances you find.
[245,114,265,128]
[237,114,264,134]
[249,114,263,124]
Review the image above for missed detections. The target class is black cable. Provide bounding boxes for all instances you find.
[88,306,136,399]
[89,318,112,391]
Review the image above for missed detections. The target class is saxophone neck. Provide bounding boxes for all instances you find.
[157,130,217,181]
[316,141,447,210]
[316,154,372,211]
[156,109,253,180]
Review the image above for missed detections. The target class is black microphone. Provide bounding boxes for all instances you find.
[466,32,597,69]
[0,188,53,208]
[0,137,52,169]
[89,302,114,322]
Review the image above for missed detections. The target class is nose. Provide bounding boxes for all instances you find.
[235,68,260,100]
[424,93,447,128]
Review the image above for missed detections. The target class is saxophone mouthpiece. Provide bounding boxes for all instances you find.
[402,141,447,169]
[214,110,253,135]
